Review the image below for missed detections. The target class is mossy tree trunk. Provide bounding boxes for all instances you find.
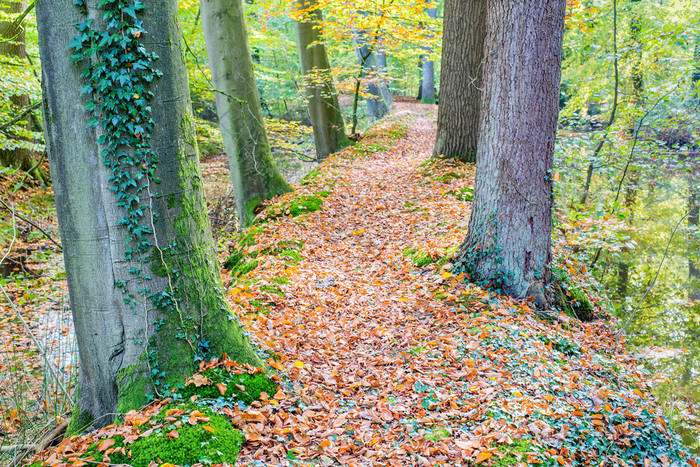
[37,0,266,431]
[293,0,348,160]
[201,0,291,228]
[432,0,486,162]
[0,0,46,183]
[456,0,566,305]
[420,2,437,105]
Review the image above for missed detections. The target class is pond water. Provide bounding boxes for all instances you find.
[555,131,700,452]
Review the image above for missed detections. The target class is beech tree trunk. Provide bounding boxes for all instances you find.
[432,0,486,162]
[37,0,265,431]
[456,0,566,304]
[201,0,291,228]
[293,0,348,160]
[420,3,437,105]
[0,0,45,182]
[353,28,390,123]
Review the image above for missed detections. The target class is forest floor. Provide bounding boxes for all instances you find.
[3,102,698,466]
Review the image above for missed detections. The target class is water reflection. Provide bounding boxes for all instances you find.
[556,133,700,452]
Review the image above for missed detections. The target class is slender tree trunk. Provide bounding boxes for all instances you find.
[353,28,390,123]
[201,0,291,228]
[630,0,644,103]
[293,0,348,160]
[374,43,392,107]
[456,0,566,304]
[416,58,423,101]
[37,0,265,431]
[432,0,486,162]
[0,0,46,182]
[420,3,437,105]
[689,181,699,300]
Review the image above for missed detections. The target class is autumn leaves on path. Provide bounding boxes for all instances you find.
[226,104,693,466]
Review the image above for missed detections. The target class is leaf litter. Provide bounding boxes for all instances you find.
[24,103,699,466]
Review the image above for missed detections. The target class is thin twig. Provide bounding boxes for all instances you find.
[0,199,62,251]
[0,101,42,133]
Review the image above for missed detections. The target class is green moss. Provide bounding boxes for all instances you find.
[262,194,324,222]
[434,171,465,182]
[66,408,94,437]
[301,168,322,185]
[494,440,536,466]
[166,193,177,209]
[130,409,242,466]
[403,247,435,268]
[260,285,286,298]
[180,368,278,405]
[279,249,303,262]
[273,276,290,285]
[423,427,450,442]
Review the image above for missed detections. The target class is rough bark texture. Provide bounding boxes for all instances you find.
[37,0,265,430]
[0,0,44,180]
[456,0,566,303]
[420,4,437,105]
[432,0,486,162]
[353,28,390,122]
[293,0,348,160]
[201,0,291,227]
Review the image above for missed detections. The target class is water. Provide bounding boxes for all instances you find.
[555,131,700,452]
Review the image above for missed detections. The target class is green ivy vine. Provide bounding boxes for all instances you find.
[69,0,195,395]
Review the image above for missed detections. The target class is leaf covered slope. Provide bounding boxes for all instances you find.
[32,103,696,466]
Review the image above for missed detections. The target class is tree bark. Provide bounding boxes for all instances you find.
[293,0,348,160]
[37,0,265,431]
[0,0,45,182]
[689,181,699,300]
[201,0,292,228]
[353,27,390,123]
[456,0,566,304]
[432,0,486,162]
[420,3,437,105]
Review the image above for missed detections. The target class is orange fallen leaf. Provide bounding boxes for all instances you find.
[475,451,492,463]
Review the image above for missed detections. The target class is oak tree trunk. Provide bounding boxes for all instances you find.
[293,0,348,160]
[37,0,265,431]
[432,0,486,162]
[456,0,566,304]
[201,0,292,228]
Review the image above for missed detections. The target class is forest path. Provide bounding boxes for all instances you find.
[225,103,656,467]
[228,103,502,465]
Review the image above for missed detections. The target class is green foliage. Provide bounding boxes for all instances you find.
[194,117,224,158]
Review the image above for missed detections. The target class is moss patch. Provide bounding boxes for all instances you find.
[261,194,324,222]
[494,440,537,466]
[181,367,278,405]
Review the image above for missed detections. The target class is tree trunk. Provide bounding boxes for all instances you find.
[689,181,699,300]
[374,43,392,107]
[420,3,437,105]
[201,0,292,228]
[630,0,644,103]
[37,0,265,431]
[456,0,566,304]
[432,0,486,162]
[353,28,390,123]
[0,0,46,182]
[293,0,348,160]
